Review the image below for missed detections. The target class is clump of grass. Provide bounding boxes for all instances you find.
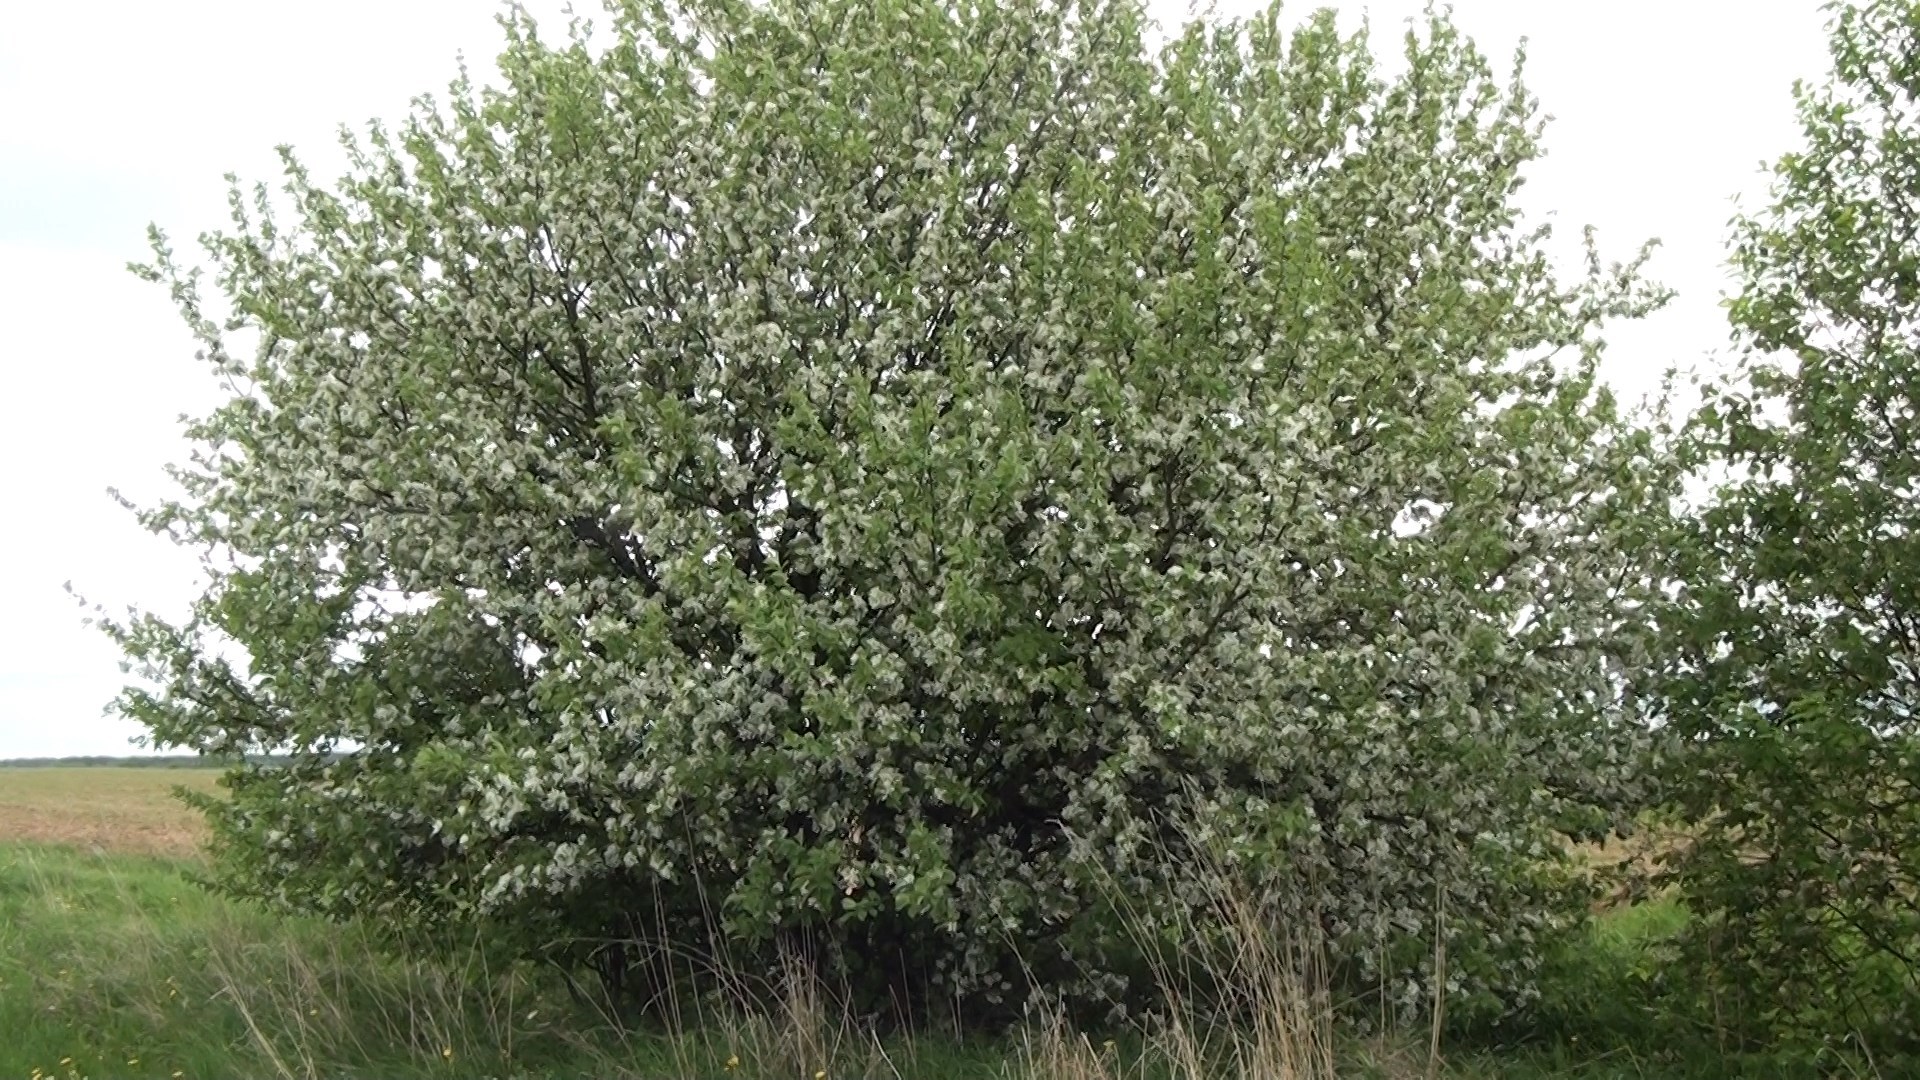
[568,936,914,1080]
[721,948,904,1080]
[1007,826,1362,1080]
[201,920,557,1078]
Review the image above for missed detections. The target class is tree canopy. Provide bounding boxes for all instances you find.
[114,0,1675,1020]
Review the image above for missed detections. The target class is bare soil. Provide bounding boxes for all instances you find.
[0,767,219,858]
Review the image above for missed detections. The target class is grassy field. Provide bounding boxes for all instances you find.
[0,768,1862,1080]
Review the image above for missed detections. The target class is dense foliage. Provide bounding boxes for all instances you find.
[1659,0,1920,1056]
[113,0,1675,1021]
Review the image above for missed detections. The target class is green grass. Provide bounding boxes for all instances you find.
[0,844,1694,1080]
[0,842,1019,1080]
[0,838,1886,1080]
[1,843,261,1079]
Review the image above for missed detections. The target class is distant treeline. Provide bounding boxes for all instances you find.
[0,755,308,769]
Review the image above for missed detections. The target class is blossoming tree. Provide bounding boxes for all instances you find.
[112,0,1676,1020]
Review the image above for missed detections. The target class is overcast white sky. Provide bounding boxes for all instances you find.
[0,0,1830,758]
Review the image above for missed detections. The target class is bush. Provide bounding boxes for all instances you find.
[109,0,1675,1023]
[1658,0,1920,1059]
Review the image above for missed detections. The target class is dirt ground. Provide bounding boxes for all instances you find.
[0,768,219,858]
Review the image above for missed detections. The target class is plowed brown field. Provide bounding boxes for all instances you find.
[0,768,218,858]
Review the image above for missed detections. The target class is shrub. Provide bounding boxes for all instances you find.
[1658,0,1920,1058]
